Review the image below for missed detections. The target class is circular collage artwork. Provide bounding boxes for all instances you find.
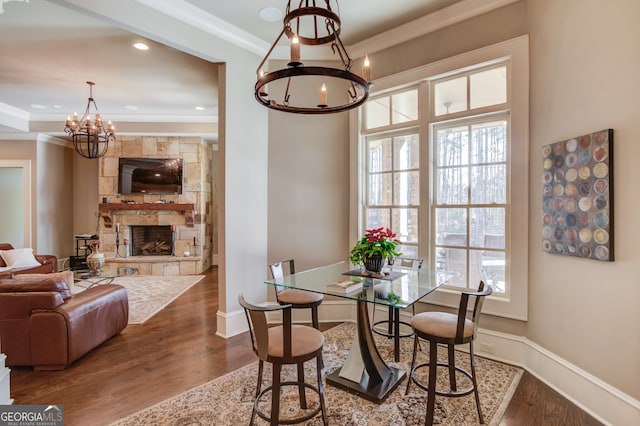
[542,129,613,261]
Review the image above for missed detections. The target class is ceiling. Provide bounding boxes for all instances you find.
[0,0,500,141]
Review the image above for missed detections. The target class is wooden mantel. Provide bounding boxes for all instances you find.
[98,203,195,227]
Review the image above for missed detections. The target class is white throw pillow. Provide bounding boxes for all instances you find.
[13,271,75,293]
[0,248,42,269]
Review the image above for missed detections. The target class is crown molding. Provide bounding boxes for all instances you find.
[135,0,270,56]
[0,101,30,132]
[349,0,520,58]
[29,113,217,124]
[37,133,70,148]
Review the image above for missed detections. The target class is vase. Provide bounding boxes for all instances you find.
[363,255,385,273]
[86,243,105,275]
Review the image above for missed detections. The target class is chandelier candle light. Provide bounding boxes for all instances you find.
[255,0,372,114]
[64,81,115,159]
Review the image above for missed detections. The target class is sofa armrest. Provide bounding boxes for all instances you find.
[35,254,57,271]
[0,292,65,319]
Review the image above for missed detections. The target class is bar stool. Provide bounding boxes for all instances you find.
[372,257,423,336]
[405,281,492,426]
[371,257,423,361]
[239,294,327,425]
[269,259,323,329]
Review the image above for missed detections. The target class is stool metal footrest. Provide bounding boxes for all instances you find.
[254,381,323,425]
[372,319,414,338]
[407,361,476,398]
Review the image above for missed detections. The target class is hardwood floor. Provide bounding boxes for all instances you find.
[9,267,602,425]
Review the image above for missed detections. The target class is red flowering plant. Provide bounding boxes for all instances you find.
[349,227,402,265]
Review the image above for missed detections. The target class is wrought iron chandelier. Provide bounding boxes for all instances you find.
[255,0,371,114]
[64,81,115,159]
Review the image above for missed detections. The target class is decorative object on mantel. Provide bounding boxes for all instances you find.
[64,81,115,159]
[349,227,402,278]
[254,0,371,114]
[542,128,614,261]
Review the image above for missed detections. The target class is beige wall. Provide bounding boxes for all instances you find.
[35,139,74,257]
[72,155,100,236]
[0,138,74,257]
[526,0,640,400]
[267,59,351,273]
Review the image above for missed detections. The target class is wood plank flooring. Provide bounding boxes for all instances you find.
[9,267,602,425]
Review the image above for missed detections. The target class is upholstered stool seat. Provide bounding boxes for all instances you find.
[406,281,492,426]
[269,259,324,330]
[411,312,474,340]
[276,288,324,306]
[265,324,324,359]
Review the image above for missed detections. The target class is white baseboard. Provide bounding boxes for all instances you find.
[215,308,246,339]
[474,328,640,426]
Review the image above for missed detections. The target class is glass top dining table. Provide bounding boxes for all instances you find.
[264,260,451,403]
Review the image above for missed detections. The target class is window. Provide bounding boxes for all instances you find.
[365,132,420,258]
[433,118,508,294]
[356,36,529,320]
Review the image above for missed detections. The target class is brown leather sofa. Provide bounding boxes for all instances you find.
[0,243,58,278]
[0,277,128,370]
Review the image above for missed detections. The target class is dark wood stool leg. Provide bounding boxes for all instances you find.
[251,360,264,425]
[271,363,282,426]
[317,355,328,425]
[297,362,308,409]
[447,344,457,391]
[405,335,420,395]
[426,340,438,426]
[469,342,484,423]
[393,307,401,361]
[311,306,319,330]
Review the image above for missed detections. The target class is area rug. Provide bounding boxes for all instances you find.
[75,275,204,324]
[110,322,523,425]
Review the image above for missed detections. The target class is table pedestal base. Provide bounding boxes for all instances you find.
[326,299,406,403]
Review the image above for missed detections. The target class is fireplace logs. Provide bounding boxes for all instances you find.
[141,241,171,255]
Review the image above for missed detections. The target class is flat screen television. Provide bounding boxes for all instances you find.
[118,158,183,195]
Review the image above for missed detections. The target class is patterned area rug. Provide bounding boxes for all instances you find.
[76,275,204,324]
[111,322,523,425]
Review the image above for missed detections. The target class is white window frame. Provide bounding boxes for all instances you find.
[351,35,529,321]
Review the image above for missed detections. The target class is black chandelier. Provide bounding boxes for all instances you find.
[64,81,115,159]
[255,0,371,114]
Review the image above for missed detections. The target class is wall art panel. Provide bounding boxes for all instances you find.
[541,129,613,261]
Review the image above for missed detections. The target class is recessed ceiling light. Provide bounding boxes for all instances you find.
[133,42,149,51]
[195,106,205,111]
[124,105,140,111]
[259,7,283,22]
[30,104,46,110]
[52,104,63,109]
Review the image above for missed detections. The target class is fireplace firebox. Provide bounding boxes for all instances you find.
[130,225,173,256]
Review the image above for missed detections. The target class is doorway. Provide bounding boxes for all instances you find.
[0,160,31,248]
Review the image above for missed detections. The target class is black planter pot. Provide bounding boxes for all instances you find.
[363,255,385,273]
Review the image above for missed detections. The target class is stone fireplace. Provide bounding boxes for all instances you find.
[130,225,173,256]
[97,136,214,276]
